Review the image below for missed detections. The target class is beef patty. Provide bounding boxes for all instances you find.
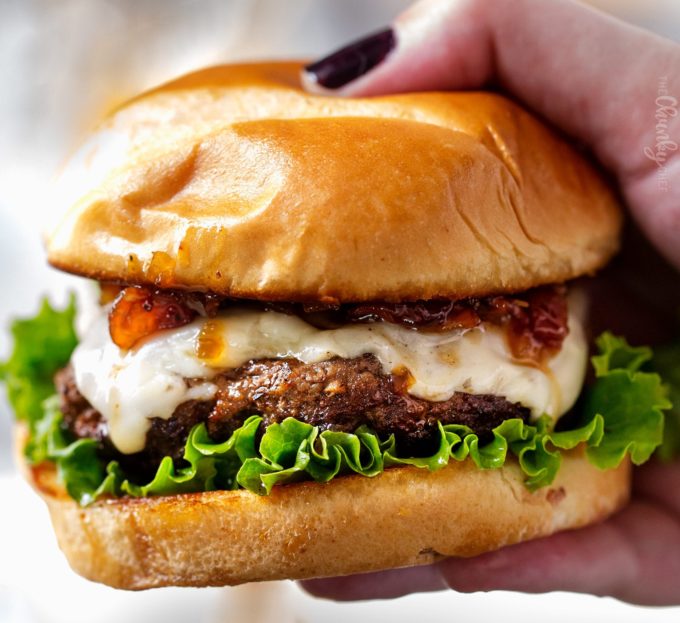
[55,355,530,481]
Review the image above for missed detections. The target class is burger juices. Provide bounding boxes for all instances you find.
[1,62,671,588]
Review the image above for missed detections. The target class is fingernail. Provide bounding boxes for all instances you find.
[304,28,396,89]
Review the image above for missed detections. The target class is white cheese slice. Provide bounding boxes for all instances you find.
[72,293,588,454]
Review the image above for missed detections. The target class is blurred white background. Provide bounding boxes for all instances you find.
[1,1,679,621]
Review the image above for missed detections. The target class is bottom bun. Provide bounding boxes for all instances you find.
[24,444,630,590]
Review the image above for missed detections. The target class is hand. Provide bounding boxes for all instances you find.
[301,0,680,605]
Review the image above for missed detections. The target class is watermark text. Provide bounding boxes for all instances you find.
[644,76,678,192]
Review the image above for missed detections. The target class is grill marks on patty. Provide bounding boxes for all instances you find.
[56,356,530,481]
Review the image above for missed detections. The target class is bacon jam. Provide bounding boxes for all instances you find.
[108,287,220,350]
[340,287,568,363]
[106,284,569,363]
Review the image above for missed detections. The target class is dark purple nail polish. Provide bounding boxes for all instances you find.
[304,28,396,89]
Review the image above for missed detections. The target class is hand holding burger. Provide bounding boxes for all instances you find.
[0,0,676,597]
[301,0,680,605]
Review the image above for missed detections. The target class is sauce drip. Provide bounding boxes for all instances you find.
[99,284,123,305]
[392,365,416,394]
[196,320,225,361]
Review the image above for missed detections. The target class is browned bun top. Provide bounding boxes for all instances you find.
[46,62,622,302]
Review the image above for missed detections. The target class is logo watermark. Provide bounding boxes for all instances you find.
[644,76,677,192]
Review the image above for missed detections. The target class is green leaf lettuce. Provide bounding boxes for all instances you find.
[1,296,77,426]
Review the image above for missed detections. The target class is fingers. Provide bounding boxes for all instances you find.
[301,498,680,605]
[301,0,494,98]
[303,0,680,269]
[300,564,446,601]
[442,502,680,605]
[438,511,637,597]
[439,500,680,605]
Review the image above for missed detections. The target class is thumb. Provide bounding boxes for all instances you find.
[303,0,493,97]
[301,500,680,605]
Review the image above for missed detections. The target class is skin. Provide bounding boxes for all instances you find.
[301,0,680,606]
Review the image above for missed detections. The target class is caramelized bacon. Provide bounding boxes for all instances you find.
[347,300,482,331]
[343,286,568,363]
[505,287,569,362]
[106,284,569,361]
[109,286,219,349]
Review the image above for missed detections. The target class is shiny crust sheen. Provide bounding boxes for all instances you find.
[24,443,630,590]
[46,62,622,302]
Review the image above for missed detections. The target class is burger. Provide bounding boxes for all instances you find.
[1,62,669,589]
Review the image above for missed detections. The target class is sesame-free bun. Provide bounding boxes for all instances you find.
[25,443,629,590]
[46,62,621,303]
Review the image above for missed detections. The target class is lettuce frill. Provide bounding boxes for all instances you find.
[1,299,672,505]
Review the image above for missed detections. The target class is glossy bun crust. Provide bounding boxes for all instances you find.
[46,62,621,302]
[26,445,630,589]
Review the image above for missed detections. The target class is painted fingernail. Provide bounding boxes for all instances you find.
[304,28,396,89]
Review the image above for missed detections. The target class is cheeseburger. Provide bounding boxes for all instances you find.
[2,62,669,589]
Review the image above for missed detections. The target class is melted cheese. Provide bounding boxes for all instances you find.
[72,295,588,454]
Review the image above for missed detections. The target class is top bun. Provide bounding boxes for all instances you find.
[46,62,621,302]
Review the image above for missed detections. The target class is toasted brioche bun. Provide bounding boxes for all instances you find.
[46,62,621,303]
[23,437,629,590]
[36,62,628,590]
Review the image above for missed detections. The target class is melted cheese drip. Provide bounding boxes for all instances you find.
[72,295,588,454]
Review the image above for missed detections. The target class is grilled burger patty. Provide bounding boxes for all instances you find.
[56,355,530,481]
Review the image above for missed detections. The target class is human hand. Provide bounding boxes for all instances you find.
[301,0,680,605]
